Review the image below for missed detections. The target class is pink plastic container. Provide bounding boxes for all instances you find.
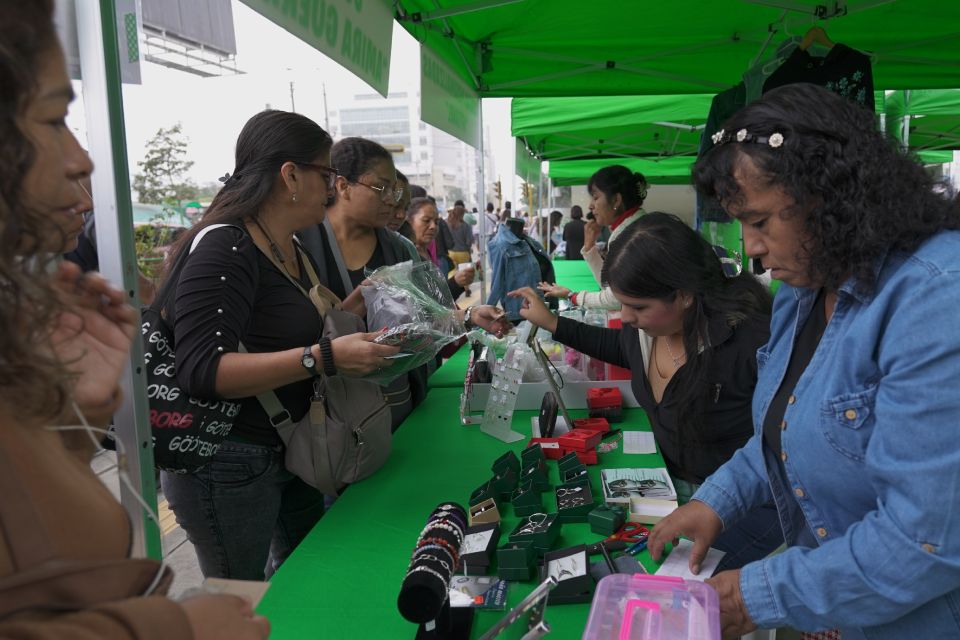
[582,574,721,640]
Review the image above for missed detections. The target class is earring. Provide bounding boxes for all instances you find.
[292,192,298,202]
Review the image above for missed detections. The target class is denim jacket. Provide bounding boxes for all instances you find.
[486,224,549,320]
[694,230,960,639]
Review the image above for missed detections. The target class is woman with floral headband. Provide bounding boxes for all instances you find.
[649,83,960,640]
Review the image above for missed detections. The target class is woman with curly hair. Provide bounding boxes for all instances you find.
[650,83,960,640]
[0,0,268,637]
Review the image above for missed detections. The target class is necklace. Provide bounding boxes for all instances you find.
[252,217,298,279]
[663,336,685,369]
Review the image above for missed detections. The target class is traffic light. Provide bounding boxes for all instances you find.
[494,179,502,206]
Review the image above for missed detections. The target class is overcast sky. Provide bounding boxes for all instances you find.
[66,1,519,202]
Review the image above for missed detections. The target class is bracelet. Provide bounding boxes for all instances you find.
[318,337,337,376]
[417,536,460,563]
[425,517,465,537]
[405,565,451,589]
[420,521,464,545]
[413,554,452,574]
[431,509,466,529]
[412,543,457,567]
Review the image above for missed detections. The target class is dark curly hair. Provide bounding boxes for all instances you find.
[694,83,960,292]
[602,212,771,443]
[587,165,648,211]
[329,137,393,206]
[0,0,73,419]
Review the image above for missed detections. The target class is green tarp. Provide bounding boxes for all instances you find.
[512,94,713,160]
[886,89,960,153]
[396,1,960,97]
[548,156,696,186]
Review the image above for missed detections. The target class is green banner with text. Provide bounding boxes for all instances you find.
[242,0,393,97]
[420,45,480,148]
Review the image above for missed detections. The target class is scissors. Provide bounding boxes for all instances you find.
[596,522,650,555]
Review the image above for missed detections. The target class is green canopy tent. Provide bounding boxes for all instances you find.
[547,156,696,186]
[885,89,960,160]
[511,94,714,161]
[396,1,960,97]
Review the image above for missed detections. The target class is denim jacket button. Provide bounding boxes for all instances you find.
[817,527,827,537]
[780,420,787,430]
[794,487,805,498]
[780,451,788,462]
[844,408,858,420]
[922,543,937,553]
[788,395,796,404]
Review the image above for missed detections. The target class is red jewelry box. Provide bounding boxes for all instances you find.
[587,387,622,410]
[572,417,610,433]
[527,438,565,460]
[558,428,603,452]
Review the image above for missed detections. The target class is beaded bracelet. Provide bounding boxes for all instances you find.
[416,536,460,563]
[430,510,466,529]
[419,522,464,545]
[423,519,465,539]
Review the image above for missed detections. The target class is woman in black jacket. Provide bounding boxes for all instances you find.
[510,212,782,571]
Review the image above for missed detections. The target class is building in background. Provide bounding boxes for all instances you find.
[329,91,494,211]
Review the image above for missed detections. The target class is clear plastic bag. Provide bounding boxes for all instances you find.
[360,261,466,384]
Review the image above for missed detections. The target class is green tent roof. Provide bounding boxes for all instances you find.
[512,94,713,160]
[397,1,960,97]
[886,89,960,151]
[548,156,696,186]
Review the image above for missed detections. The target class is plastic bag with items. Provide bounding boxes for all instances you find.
[360,260,466,384]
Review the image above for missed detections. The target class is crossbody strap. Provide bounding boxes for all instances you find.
[322,218,355,295]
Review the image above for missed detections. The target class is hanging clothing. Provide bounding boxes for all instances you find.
[697,83,746,226]
[763,43,875,110]
[486,224,553,321]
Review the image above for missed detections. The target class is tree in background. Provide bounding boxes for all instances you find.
[132,123,198,206]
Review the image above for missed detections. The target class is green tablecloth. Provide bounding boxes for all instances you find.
[429,345,471,388]
[258,387,664,639]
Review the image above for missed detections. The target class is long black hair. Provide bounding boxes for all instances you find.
[602,212,771,438]
[588,165,648,211]
[167,109,332,270]
[694,83,960,292]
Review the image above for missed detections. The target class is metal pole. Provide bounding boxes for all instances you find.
[477,105,489,303]
[289,80,296,112]
[76,0,160,559]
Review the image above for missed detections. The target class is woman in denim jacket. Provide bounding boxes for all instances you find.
[649,83,960,639]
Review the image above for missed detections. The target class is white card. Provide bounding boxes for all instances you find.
[461,529,494,555]
[623,431,656,454]
[654,538,725,581]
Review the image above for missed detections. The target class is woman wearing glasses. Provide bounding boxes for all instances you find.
[161,111,399,581]
[509,213,783,572]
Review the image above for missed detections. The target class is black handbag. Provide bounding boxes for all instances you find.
[142,224,242,473]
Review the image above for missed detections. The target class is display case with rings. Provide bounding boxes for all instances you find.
[469,497,501,526]
[458,521,500,576]
[558,452,584,475]
[491,450,520,478]
[561,463,589,484]
[511,479,544,517]
[468,478,497,508]
[521,443,546,466]
[491,465,518,500]
[555,479,596,523]
[588,504,627,537]
[507,511,561,553]
[541,544,595,604]
[496,539,537,581]
[520,458,551,492]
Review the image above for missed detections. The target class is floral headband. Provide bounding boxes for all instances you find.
[711,128,785,148]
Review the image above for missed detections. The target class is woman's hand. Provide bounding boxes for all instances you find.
[706,570,757,639]
[648,500,724,574]
[583,219,602,252]
[537,281,571,299]
[453,266,475,287]
[330,330,400,377]
[341,280,370,317]
[181,594,270,640]
[507,287,558,333]
[469,305,510,338]
[51,263,136,426]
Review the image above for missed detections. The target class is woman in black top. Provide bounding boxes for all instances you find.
[161,111,399,581]
[510,212,783,571]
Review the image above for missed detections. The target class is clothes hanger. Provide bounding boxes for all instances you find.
[800,25,835,51]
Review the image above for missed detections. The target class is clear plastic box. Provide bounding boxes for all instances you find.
[582,574,721,640]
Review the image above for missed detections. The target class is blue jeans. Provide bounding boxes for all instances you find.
[161,440,325,580]
[674,477,782,573]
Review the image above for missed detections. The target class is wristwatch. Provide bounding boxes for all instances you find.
[301,345,322,377]
[463,305,475,329]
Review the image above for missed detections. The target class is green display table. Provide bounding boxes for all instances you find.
[258,387,664,639]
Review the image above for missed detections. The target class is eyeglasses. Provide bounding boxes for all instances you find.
[297,163,338,190]
[351,179,404,204]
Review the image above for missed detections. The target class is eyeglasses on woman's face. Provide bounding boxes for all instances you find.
[297,162,338,191]
[352,179,405,204]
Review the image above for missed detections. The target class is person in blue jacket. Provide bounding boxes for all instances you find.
[486,218,553,322]
[649,83,960,640]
